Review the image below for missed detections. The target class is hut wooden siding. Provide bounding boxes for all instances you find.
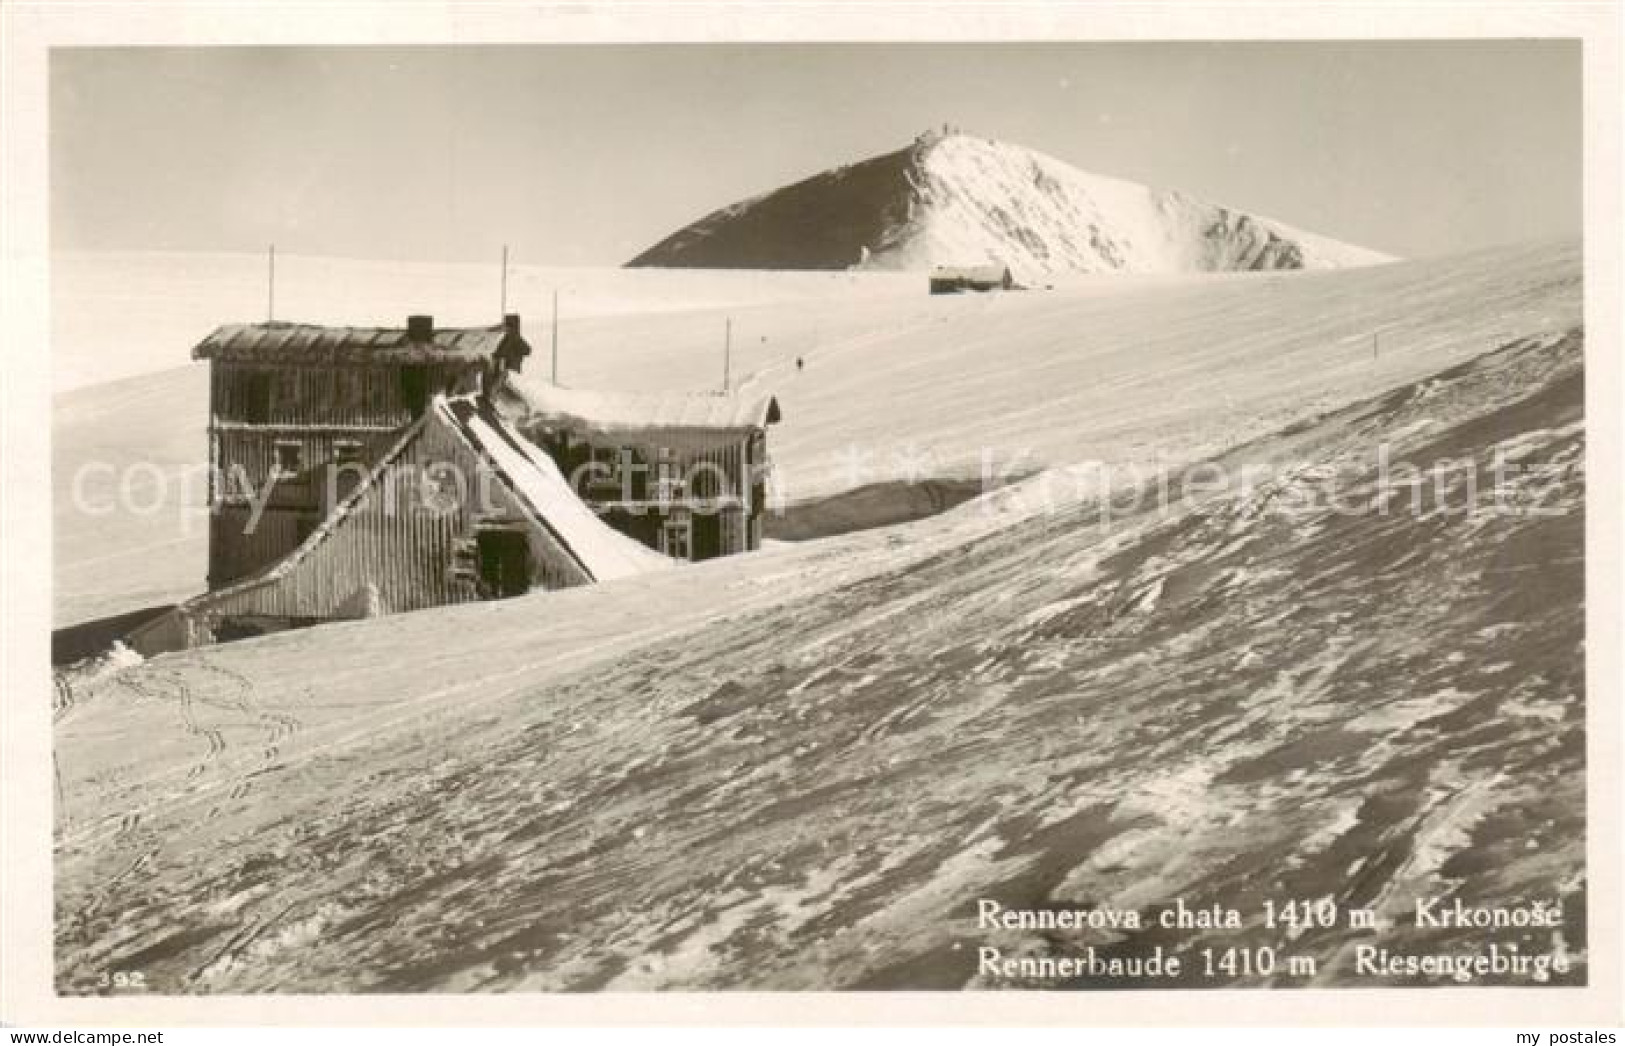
[212,428,402,502]
[125,314,786,654]
[207,362,484,585]
[502,380,782,562]
[207,425,404,586]
[198,319,526,588]
[208,505,302,590]
[533,427,763,560]
[177,405,595,644]
[550,429,753,501]
[208,361,476,430]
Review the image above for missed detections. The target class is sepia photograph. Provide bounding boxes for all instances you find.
[3,1,1621,1029]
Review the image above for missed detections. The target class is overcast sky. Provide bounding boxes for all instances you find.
[51,41,1580,265]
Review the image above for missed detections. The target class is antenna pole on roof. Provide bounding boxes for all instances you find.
[500,244,509,315]
[550,289,559,384]
[267,244,276,323]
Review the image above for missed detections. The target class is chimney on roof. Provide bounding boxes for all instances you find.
[496,312,530,374]
[407,315,434,341]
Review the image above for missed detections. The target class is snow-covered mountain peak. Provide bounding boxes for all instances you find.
[629,132,1393,280]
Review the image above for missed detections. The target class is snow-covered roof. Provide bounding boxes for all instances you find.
[192,320,530,365]
[178,394,670,615]
[440,398,673,582]
[504,374,783,436]
[930,264,1011,283]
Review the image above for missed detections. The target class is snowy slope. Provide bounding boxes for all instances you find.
[629,133,1392,280]
[53,327,1586,991]
[51,240,1580,627]
[51,251,915,392]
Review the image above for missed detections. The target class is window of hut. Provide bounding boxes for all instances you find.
[243,371,272,424]
[273,370,298,414]
[399,366,429,415]
[332,370,353,412]
[661,516,691,561]
[274,441,303,476]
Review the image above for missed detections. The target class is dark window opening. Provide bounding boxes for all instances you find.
[244,372,272,424]
[400,366,430,415]
[661,518,691,561]
[654,448,685,503]
[691,512,721,561]
[326,442,367,506]
[213,616,321,644]
[476,529,531,599]
[215,619,270,643]
[586,445,621,497]
[274,441,303,475]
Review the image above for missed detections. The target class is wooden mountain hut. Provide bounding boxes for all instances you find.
[498,378,783,562]
[127,315,672,653]
[928,264,1015,294]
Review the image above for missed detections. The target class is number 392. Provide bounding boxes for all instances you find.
[96,970,146,990]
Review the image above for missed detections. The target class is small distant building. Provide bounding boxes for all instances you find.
[500,379,783,562]
[929,264,1014,295]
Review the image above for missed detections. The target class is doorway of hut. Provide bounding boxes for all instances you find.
[660,517,691,561]
[691,512,722,561]
[476,529,532,598]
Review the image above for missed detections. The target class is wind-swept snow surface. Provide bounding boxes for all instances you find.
[630,133,1392,280]
[54,328,1585,991]
[51,252,916,392]
[51,241,1578,627]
